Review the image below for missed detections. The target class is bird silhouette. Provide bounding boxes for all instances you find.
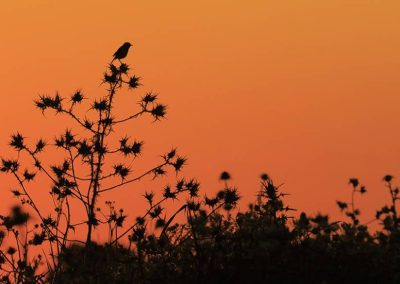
[112,42,132,62]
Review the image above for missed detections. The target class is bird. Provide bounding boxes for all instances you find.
[112,42,132,62]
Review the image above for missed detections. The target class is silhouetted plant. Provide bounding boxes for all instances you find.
[1,43,187,282]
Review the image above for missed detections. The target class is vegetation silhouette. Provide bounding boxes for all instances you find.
[0,44,399,283]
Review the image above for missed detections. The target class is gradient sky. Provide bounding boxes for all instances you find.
[1,1,400,233]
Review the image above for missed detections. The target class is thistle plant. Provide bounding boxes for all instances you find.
[0,44,186,281]
[336,178,367,225]
[376,175,400,243]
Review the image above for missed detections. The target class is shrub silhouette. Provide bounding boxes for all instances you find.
[0,43,187,282]
[0,45,399,283]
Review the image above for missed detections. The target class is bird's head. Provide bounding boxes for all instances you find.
[124,42,133,47]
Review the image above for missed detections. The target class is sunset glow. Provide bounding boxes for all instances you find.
[1,0,400,234]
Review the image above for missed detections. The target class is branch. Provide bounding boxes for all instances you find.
[59,109,96,134]
[114,110,146,124]
[98,161,168,193]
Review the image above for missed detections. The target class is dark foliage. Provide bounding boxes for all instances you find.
[52,174,400,284]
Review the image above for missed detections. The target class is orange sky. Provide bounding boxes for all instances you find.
[1,1,400,234]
